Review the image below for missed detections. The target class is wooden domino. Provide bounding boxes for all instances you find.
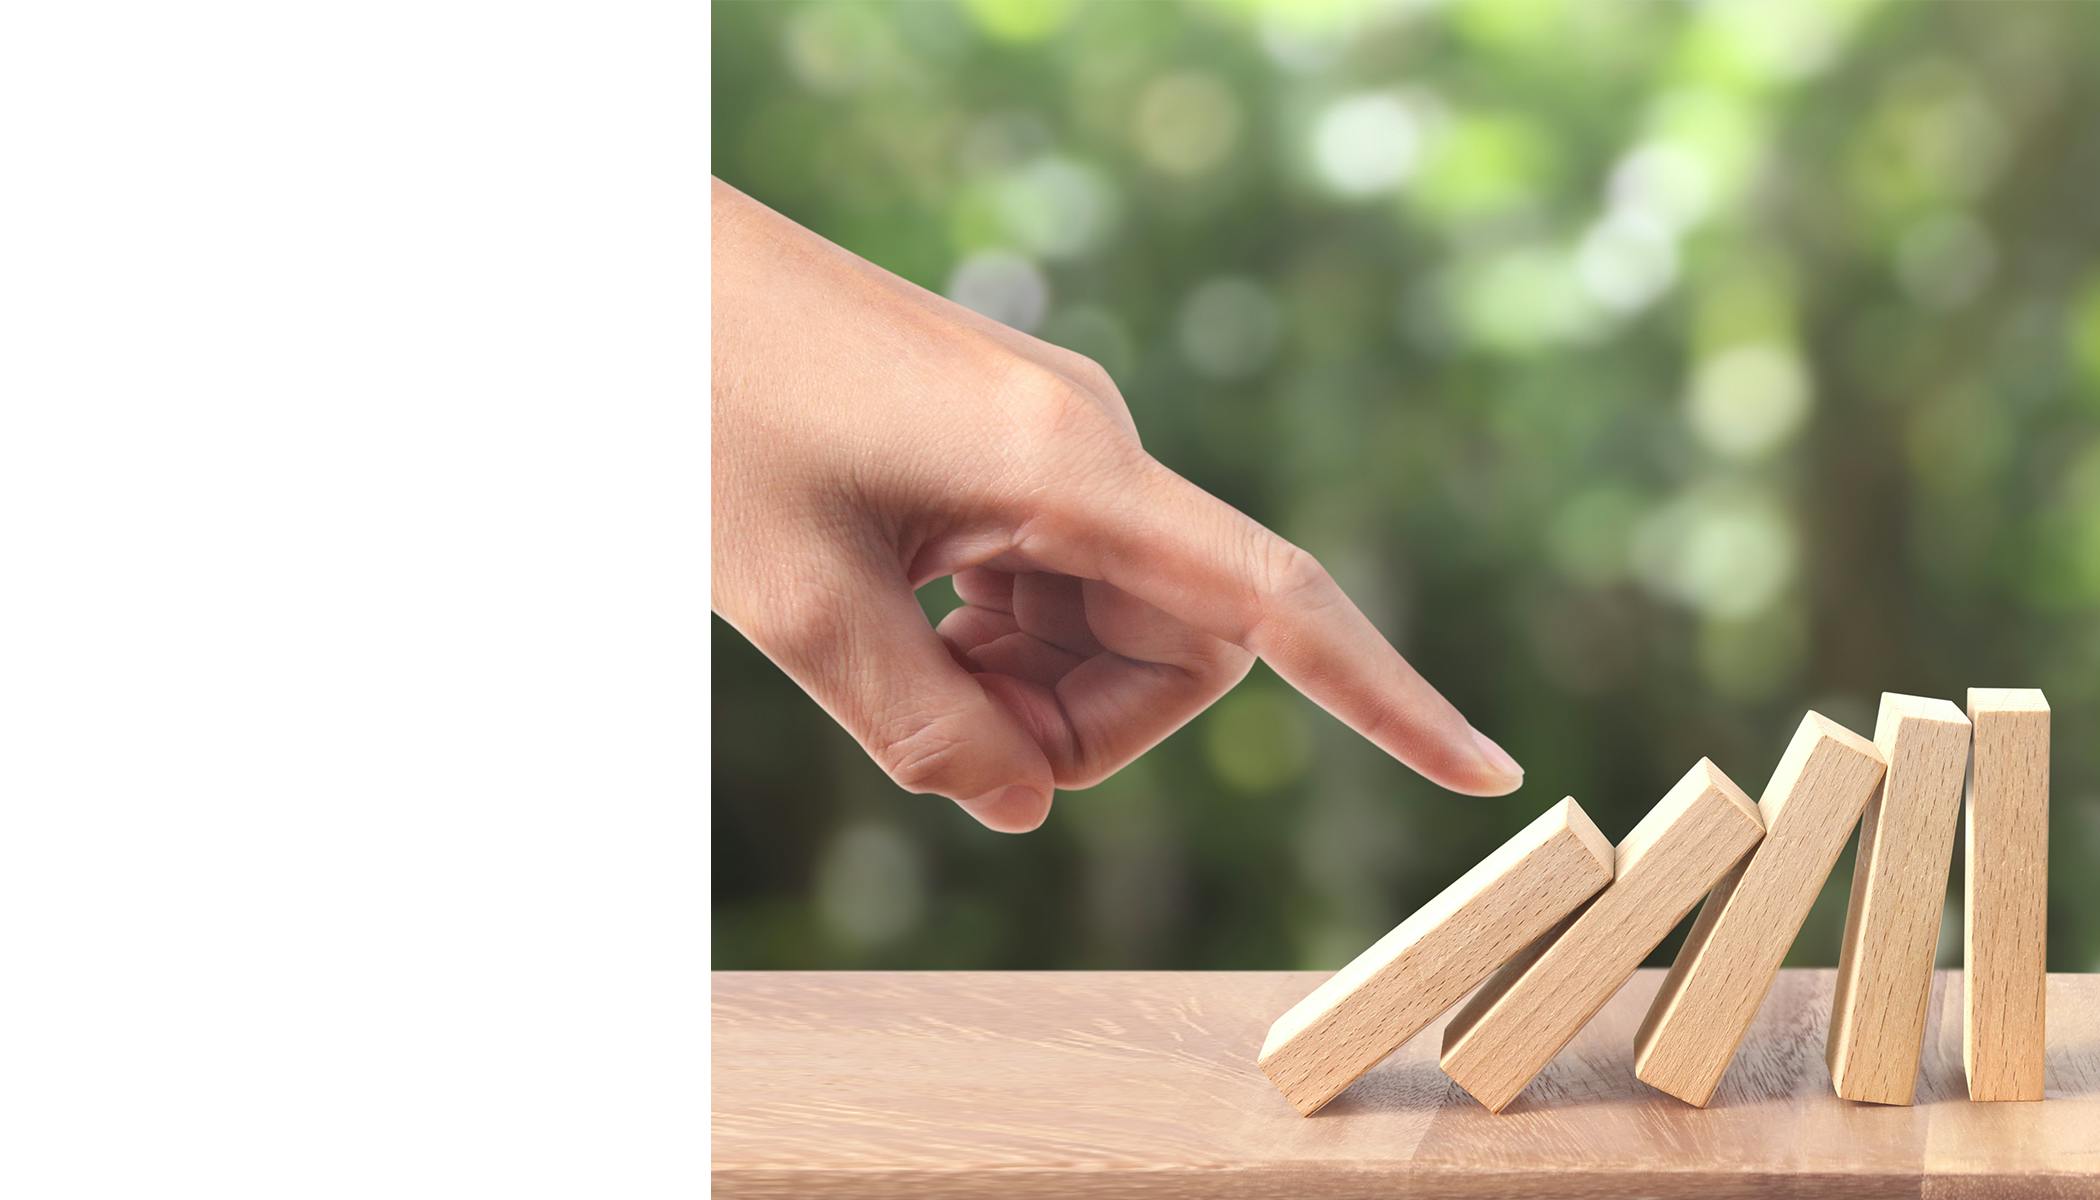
[1827,694,1970,1104]
[1964,687,2049,1102]
[1439,760,1764,1113]
[1258,797,1613,1115]
[1634,713,1885,1106]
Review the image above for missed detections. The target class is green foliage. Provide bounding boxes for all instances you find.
[713,0,2100,972]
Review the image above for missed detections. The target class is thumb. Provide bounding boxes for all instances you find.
[740,560,1056,833]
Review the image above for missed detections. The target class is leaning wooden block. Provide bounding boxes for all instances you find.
[1827,694,1970,1105]
[1258,797,1614,1115]
[1439,760,1764,1113]
[1635,713,1885,1107]
[1965,687,2049,1102]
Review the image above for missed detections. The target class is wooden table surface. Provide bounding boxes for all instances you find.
[713,969,2099,1198]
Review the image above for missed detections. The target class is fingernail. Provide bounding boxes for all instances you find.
[1469,726,1524,783]
[964,786,1050,833]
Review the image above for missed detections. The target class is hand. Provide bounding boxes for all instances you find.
[711,179,1524,832]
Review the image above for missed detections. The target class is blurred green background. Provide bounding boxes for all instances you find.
[712,0,2099,973]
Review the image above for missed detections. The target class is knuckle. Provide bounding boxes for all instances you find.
[870,711,969,796]
[1064,353,1120,401]
[992,364,1139,539]
[1005,363,1091,442]
[1000,361,1125,467]
[1248,540,1336,646]
[1261,541,1333,608]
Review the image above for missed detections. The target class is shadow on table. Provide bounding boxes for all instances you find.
[1320,1058,1459,1115]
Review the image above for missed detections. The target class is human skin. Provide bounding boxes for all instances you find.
[711,178,1523,832]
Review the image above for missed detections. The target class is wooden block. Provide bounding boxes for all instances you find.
[1439,760,1764,1113]
[1258,797,1614,1115]
[1964,687,2049,1102]
[1635,713,1885,1106]
[1827,694,1970,1104]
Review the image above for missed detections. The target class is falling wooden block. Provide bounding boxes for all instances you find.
[1258,797,1614,1115]
[1827,694,1970,1105]
[1439,760,1763,1113]
[1634,713,1885,1107]
[1964,687,2049,1102]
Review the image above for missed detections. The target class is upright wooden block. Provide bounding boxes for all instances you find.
[1964,687,2049,1102]
[1827,694,1970,1104]
[1635,713,1885,1106]
[1439,760,1764,1113]
[1258,797,1614,1115]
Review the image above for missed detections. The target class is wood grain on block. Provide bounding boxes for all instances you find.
[714,969,2100,1196]
[1635,713,1886,1107]
[1964,686,2049,1102]
[1438,759,1764,1114]
[1259,797,1614,1115]
[1827,694,1970,1105]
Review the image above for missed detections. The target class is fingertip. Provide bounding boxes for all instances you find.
[1447,774,1525,798]
[1459,726,1525,795]
[959,785,1052,833]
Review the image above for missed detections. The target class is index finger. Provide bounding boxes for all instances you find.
[1023,459,1524,796]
